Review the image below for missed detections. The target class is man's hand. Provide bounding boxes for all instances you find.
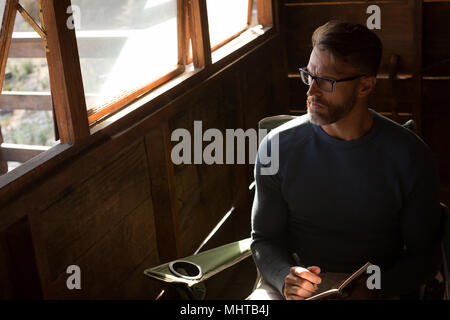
[283,266,322,300]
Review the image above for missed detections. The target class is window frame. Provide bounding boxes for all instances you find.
[81,0,188,125]
[0,0,19,96]
[207,0,255,53]
[0,0,275,177]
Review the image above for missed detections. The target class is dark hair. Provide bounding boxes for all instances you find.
[312,21,383,76]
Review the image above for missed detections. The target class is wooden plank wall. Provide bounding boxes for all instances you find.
[283,0,421,123]
[422,0,450,206]
[281,0,450,205]
[0,34,288,299]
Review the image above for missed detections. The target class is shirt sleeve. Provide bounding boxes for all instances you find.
[250,134,293,297]
[380,141,443,297]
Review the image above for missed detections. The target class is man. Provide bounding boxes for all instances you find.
[250,21,442,300]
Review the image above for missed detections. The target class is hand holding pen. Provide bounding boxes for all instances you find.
[283,253,322,300]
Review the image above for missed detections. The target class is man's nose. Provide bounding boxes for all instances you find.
[307,78,322,97]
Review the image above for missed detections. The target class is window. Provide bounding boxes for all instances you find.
[0,0,273,176]
[71,0,184,124]
[206,0,253,51]
[206,0,271,63]
[0,0,55,174]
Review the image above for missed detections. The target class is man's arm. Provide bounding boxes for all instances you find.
[380,144,442,298]
[250,135,293,297]
[251,134,322,299]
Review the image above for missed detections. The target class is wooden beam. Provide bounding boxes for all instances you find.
[0,91,52,111]
[183,0,192,64]
[41,0,89,144]
[9,32,130,59]
[188,0,211,68]
[413,0,423,135]
[248,0,254,26]
[3,217,43,299]
[17,4,46,40]
[423,76,450,80]
[38,0,48,52]
[257,0,273,26]
[0,0,18,175]
[178,0,188,66]
[389,54,401,123]
[9,35,45,58]
[0,0,18,94]
[1,143,51,163]
[145,123,182,261]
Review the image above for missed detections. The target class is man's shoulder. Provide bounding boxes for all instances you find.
[373,111,432,160]
[267,114,314,145]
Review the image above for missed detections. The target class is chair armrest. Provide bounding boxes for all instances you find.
[144,238,252,287]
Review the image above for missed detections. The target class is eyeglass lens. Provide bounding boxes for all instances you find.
[300,70,333,92]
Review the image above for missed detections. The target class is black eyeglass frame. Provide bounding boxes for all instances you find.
[299,67,367,92]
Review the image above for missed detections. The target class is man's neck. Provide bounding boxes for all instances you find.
[320,105,374,141]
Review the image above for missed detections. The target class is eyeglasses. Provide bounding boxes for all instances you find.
[299,67,367,93]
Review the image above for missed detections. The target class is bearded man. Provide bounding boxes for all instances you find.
[249,21,442,300]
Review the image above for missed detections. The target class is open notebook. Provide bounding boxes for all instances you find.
[306,262,373,300]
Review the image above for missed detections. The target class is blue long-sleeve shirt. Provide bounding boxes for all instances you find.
[250,109,442,298]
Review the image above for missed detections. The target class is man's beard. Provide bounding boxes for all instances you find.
[307,92,357,126]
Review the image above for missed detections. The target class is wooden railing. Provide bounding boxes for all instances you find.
[0,33,58,168]
[8,31,129,58]
[0,91,52,111]
[0,143,51,162]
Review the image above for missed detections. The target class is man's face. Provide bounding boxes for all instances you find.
[306,47,361,126]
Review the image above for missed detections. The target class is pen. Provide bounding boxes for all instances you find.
[291,252,319,290]
[291,252,302,267]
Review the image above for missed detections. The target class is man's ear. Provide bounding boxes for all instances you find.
[358,76,377,98]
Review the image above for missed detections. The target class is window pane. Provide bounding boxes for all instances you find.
[206,0,250,49]
[71,0,179,113]
[18,0,41,31]
[0,7,55,174]
[1,9,54,146]
[0,0,6,29]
